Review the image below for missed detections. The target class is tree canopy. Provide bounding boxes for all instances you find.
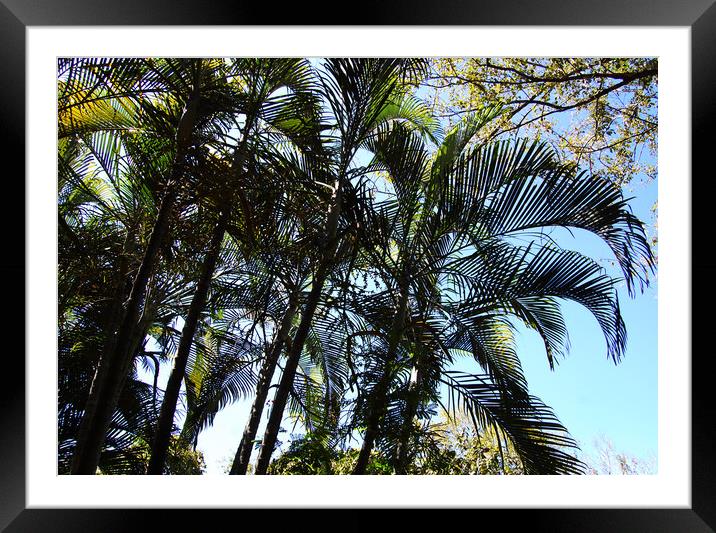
[57,57,656,477]
[425,58,657,186]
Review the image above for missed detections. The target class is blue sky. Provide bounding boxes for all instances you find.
[510,176,657,463]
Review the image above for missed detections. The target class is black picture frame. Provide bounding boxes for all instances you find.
[3,1,713,530]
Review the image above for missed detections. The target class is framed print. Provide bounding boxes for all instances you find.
[3,0,715,530]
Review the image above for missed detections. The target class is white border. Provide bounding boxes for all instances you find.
[27,27,691,508]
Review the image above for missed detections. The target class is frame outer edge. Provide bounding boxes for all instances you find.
[0,0,27,530]
[691,0,716,530]
[2,0,715,530]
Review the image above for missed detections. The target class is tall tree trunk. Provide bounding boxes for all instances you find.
[147,208,229,474]
[352,288,409,475]
[70,65,203,474]
[351,364,392,475]
[71,185,178,474]
[253,184,344,475]
[253,260,331,474]
[71,231,133,459]
[394,363,422,474]
[229,295,299,475]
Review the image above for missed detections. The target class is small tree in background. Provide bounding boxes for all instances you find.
[581,435,656,475]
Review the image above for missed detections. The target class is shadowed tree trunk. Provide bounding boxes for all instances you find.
[351,365,391,475]
[71,184,179,474]
[229,294,299,475]
[147,207,229,474]
[156,76,260,475]
[352,288,409,475]
[394,363,422,474]
[253,259,331,474]
[70,231,133,462]
[70,65,203,475]
[253,184,343,475]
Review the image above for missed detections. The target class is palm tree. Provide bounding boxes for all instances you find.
[58,73,192,472]
[62,58,248,474]
[347,111,654,474]
[250,58,433,474]
[146,58,323,474]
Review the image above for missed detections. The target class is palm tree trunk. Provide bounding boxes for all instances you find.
[70,71,203,475]
[351,366,392,475]
[147,208,229,474]
[352,288,409,475]
[253,181,344,475]
[71,231,132,462]
[229,295,299,475]
[394,363,421,474]
[253,259,332,474]
[70,185,178,474]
